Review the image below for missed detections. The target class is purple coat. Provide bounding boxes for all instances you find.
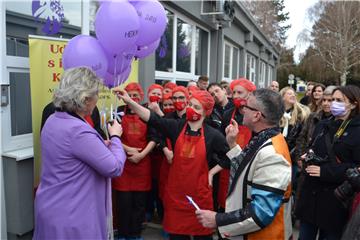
[34,111,126,239]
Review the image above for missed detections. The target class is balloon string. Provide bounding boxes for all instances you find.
[114,54,119,119]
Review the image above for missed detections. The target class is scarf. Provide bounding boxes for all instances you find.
[282,112,292,137]
[228,127,280,196]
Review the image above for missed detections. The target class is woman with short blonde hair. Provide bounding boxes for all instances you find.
[34,67,126,239]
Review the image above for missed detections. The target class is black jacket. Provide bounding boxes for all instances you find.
[206,100,234,130]
[296,115,360,232]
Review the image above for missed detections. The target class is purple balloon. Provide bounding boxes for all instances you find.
[102,66,132,89]
[135,39,160,59]
[63,35,108,78]
[106,45,136,75]
[119,66,132,83]
[95,1,140,56]
[133,0,167,47]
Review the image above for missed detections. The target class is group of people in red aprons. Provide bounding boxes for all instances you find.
[111,78,257,240]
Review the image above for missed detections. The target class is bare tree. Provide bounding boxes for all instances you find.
[310,1,360,85]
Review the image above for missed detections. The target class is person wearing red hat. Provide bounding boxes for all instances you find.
[212,78,256,214]
[112,82,157,240]
[163,82,177,95]
[169,86,189,120]
[162,93,175,115]
[147,84,163,104]
[114,88,230,240]
[188,85,200,97]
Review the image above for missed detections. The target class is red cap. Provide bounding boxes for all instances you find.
[163,93,172,101]
[147,84,163,95]
[188,85,200,92]
[172,86,189,100]
[164,82,177,90]
[230,78,256,92]
[125,82,144,101]
[191,90,215,116]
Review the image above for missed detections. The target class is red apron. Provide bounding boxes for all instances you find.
[218,109,252,208]
[159,138,172,199]
[163,124,213,235]
[112,113,151,191]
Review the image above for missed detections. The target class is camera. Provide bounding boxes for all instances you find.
[304,151,328,167]
[334,168,360,208]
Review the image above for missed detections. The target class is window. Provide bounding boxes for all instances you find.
[258,61,266,88]
[195,27,209,76]
[9,72,32,136]
[223,41,239,81]
[232,47,239,78]
[176,18,192,73]
[6,1,82,57]
[1,62,33,152]
[224,44,231,79]
[155,8,209,82]
[268,65,273,83]
[245,54,256,83]
[156,9,174,73]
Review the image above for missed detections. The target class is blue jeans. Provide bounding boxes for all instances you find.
[299,220,342,240]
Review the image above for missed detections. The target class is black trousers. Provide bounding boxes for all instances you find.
[115,190,147,237]
[169,234,213,240]
[145,179,164,221]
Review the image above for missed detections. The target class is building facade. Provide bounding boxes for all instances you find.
[0,1,278,239]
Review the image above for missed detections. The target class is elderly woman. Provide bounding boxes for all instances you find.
[34,67,126,240]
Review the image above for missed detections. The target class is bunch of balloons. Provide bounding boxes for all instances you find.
[62,0,167,88]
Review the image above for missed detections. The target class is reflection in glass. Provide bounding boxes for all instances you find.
[10,72,32,136]
[156,10,174,72]
[176,18,192,73]
[6,1,81,57]
[195,27,209,76]
[224,44,231,78]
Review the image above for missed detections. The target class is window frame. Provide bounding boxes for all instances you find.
[155,6,210,83]
[222,40,239,82]
[245,53,256,83]
[258,60,267,88]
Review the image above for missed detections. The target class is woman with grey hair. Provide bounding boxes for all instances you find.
[34,67,126,239]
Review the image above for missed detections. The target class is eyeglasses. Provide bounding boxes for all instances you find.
[243,105,266,118]
[172,96,186,101]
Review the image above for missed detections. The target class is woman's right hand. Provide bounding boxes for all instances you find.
[113,88,131,103]
[108,119,123,138]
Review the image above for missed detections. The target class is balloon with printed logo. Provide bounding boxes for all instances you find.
[95,0,140,56]
[135,38,160,59]
[106,45,136,75]
[62,35,108,78]
[132,0,167,47]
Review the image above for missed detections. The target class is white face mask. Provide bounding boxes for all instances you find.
[330,101,347,117]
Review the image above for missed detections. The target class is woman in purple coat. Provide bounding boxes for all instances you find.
[34,67,126,239]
